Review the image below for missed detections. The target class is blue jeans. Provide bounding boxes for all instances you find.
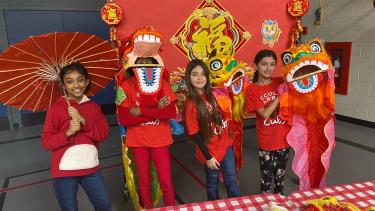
[52,171,112,211]
[204,147,241,200]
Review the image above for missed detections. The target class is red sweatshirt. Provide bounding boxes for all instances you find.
[42,96,109,178]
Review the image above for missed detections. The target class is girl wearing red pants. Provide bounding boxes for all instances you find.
[117,57,176,208]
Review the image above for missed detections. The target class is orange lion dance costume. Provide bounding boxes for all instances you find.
[279,39,335,190]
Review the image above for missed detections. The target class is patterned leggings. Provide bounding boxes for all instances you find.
[258,147,290,195]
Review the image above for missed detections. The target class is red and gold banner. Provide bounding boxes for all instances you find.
[115,0,294,75]
[171,0,250,60]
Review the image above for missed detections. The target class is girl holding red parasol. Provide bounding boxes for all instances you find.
[41,62,112,211]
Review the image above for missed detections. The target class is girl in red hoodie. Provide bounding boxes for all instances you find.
[42,62,111,211]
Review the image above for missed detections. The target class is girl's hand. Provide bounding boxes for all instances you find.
[277,82,289,96]
[66,119,81,137]
[129,107,141,116]
[158,96,170,108]
[207,157,220,170]
[68,106,86,125]
[256,96,280,119]
[274,96,280,104]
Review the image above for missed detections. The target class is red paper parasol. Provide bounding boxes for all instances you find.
[0,32,118,111]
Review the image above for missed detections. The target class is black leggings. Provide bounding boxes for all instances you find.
[258,147,290,195]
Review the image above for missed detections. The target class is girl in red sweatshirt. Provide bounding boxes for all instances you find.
[42,62,111,211]
[117,57,176,208]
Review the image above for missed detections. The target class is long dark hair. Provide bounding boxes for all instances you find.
[252,49,277,82]
[59,62,91,92]
[185,59,223,143]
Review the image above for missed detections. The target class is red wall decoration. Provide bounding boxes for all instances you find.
[114,0,295,76]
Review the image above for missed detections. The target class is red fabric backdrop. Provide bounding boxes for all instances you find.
[115,0,295,75]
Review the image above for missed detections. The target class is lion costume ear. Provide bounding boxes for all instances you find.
[208,49,217,59]
[118,36,133,59]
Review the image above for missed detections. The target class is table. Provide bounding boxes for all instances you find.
[150,193,295,210]
[149,180,375,210]
[289,180,375,209]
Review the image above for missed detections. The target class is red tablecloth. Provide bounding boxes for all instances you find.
[149,180,375,210]
[289,180,375,209]
[150,193,294,210]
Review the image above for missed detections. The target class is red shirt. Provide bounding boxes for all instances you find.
[185,97,233,164]
[246,77,290,151]
[118,77,177,147]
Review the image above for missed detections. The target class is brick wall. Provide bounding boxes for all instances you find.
[302,0,375,122]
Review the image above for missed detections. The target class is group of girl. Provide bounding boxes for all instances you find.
[184,49,290,201]
[41,49,290,210]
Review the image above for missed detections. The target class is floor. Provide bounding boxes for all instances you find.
[0,115,374,211]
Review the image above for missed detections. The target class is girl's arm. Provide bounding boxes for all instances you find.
[185,101,211,159]
[191,133,220,169]
[41,107,71,151]
[190,133,212,160]
[117,106,155,126]
[81,104,109,142]
[116,81,156,126]
[255,97,279,119]
[140,81,178,120]
[140,101,177,120]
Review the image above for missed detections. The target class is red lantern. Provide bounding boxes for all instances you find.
[101,2,123,42]
[287,0,309,47]
[101,2,123,25]
[287,0,310,17]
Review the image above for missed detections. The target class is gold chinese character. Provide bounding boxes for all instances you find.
[191,16,232,58]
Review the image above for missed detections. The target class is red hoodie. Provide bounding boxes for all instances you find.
[42,96,109,178]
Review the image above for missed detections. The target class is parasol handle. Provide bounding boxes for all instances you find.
[62,88,74,120]
[62,88,71,107]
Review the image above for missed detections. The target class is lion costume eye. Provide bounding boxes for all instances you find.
[310,41,322,54]
[282,52,293,65]
[210,59,222,71]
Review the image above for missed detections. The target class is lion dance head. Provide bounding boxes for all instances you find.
[204,49,253,121]
[117,26,168,96]
[280,39,335,124]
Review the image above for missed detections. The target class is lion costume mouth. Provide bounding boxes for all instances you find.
[133,67,163,95]
[286,60,329,82]
[224,69,244,87]
[230,77,243,95]
[134,34,161,43]
[286,60,329,94]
